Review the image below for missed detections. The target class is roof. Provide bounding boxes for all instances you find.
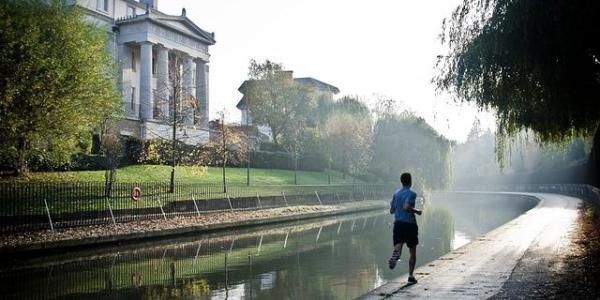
[235,77,340,109]
[294,77,340,94]
[115,10,216,45]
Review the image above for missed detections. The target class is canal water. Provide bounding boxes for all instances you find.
[0,193,538,300]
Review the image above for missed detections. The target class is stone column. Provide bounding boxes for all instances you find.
[195,59,209,128]
[156,45,169,120]
[183,56,196,125]
[139,41,154,120]
[117,44,132,117]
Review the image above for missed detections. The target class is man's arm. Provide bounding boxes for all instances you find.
[403,195,422,215]
[390,196,396,214]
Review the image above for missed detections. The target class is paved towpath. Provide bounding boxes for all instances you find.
[359,192,581,300]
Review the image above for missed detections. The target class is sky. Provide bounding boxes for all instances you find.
[160,0,495,143]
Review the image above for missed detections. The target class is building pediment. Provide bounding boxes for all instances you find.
[116,13,215,46]
[151,15,216,45]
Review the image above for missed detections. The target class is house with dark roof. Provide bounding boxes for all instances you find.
[235,71,340,141]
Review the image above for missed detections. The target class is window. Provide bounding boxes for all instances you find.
[126,6,136,17]
[131,51,136,71]
[97,0,108,12]
[130,87,136,110]
[152,57,156,75]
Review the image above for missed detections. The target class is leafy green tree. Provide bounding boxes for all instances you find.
[244,59,317,146]
[324,110,372,179]
[371,111,451,190]
[435,0,600,182]
[0,0,120,175]
[322,96,372,179]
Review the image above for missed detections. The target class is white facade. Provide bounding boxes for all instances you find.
[77,0,215,145]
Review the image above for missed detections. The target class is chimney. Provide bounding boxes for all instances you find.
[140,0,157,10]
[277,70,294,82]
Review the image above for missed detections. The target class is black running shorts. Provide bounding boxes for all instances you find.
[393,221,419,248]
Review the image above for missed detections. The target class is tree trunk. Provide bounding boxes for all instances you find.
[15,138,28,176]
[272,129,279,146]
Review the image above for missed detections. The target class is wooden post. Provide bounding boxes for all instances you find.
[256,193,262,208]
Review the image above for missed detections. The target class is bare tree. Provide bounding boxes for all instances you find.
[154,54,200,192]
[101,134,121,197]
[196,111,248,193]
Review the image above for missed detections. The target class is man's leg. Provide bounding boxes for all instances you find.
[408,245,417,279]
[395,242,403,254]
[389,242,403,269]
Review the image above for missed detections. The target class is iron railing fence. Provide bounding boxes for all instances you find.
[453,183,600,207]
[0,182,395,233]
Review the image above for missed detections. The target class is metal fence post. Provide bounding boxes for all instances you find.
[256,193,262,209]
[194,241,202,262]
[43,198,54,232]
[256,234,263,255]
[229,238,236,255]
[314,191,323,205]
[226,194,234,212]
[105,197,116,226]
[315,226,323,242]
[192,194,201,217]
[156,196,167,221]
[282,191,289,207]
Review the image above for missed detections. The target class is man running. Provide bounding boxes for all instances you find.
[388,172,422,284]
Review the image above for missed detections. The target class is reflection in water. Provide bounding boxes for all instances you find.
[0,195,536,300]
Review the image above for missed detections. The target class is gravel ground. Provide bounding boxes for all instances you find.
[491,202,600,299]
[0,205,343,249]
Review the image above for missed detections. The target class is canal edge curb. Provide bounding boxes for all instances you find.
[0,202,388,256]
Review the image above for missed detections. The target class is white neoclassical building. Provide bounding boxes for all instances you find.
[75,0,215,145]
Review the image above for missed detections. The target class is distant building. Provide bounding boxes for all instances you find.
[75,0,215,145]
[235,71,340,141]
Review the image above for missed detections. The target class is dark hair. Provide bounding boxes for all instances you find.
[400,173,412,187]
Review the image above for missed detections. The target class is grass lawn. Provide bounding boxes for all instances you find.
[3,165,360,185]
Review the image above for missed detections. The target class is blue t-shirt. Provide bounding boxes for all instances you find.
[390,188,417,223]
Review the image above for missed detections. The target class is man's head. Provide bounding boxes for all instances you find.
[400,173,412,187]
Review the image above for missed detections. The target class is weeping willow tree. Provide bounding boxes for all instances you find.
[435,0,600,183]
